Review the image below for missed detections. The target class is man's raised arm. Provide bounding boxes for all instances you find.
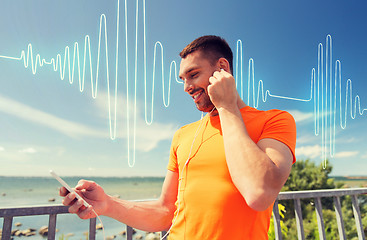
[208,67,295,211]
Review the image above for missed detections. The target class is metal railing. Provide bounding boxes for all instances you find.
[0,205,167,240]
[1,188,366,240]
[272,187,367,240]
[0,205,95,240]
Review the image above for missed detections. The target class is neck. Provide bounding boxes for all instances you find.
[209,107,218,117]
[208,99,247,117]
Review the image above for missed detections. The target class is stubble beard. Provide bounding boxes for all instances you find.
[195,90,215,113]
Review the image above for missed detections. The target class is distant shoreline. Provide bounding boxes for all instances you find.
[330,176,367,180]
[0,175,366,179]
[0,175,165,178]
[343,176,367,180]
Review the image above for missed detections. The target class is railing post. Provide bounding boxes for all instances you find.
[48,213,57,240]
[294,198,305,240]
[351,195,366,240]
[161,231,168,240]
[89,218,97,240]
[314,197,326,240]
[272,199,283,240]
[126,225,134,240]
[333,196,346,240]
[2,216,13,240]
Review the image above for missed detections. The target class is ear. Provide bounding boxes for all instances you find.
[217,58,231,73]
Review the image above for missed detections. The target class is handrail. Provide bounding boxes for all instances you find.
[277,187,367,200]
[1,188,366,240]
[0,205,96,240]
[0,205,167,240]
[272,187,367,240]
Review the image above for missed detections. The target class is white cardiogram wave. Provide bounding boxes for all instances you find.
[0,0,180,168]
[240,35,367,168]
[0,0,365,167]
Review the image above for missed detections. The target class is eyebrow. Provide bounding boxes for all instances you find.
[179,67,199,80]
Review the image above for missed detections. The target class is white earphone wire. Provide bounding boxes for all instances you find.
[160,107,216,239]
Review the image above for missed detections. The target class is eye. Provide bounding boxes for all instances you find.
[190,72,198,79]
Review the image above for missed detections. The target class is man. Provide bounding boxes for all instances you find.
[60,35,296,239]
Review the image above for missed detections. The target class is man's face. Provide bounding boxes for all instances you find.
[179,51,218,113]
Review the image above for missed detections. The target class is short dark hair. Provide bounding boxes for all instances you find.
[179,35,233,74]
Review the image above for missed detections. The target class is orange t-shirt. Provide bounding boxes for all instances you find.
[167,106,296,240]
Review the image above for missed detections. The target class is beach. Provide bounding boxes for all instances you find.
[0,176,164,240]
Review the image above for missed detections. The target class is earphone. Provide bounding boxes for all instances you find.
[161,107,215,239]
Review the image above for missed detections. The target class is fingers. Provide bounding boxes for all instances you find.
[59,180,101,220]
[59,186,69,197]
[214,69,229,77]
[208,69,238,109]
[78,205,95,219]
[209,69,230,84]
[62,192,94,218]
[68,200,95,219]
[68,198,86,213]
[62,192,77,206]
[59,180,93,197]
[60,181,89,206]
[61,180,99,207]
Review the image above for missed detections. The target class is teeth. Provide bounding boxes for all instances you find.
[193,92,201,100]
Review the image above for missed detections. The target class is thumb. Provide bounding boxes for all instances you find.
[75,180,95,191]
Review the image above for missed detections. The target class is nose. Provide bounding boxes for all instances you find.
[184,80,193,93]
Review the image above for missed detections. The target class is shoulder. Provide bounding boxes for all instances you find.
[172,119,203,141]
[265,109,296,124]
[256,109,297,163]
[241,106,295,123]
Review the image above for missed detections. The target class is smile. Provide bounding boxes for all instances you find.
[192,90,203,103]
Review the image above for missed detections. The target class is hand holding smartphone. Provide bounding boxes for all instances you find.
[50,170,89,207]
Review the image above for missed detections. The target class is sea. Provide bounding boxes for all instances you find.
[0,176,165,240]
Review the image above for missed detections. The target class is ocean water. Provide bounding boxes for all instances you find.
[0,176,164,239]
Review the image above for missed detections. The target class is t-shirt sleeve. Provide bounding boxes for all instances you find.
[259,111,297,163]
[167,128,180,172]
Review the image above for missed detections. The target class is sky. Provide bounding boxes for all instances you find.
[0,0,366,177]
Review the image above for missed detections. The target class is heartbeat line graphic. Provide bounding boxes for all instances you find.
[0,0,365,168]
[240,35,366,168]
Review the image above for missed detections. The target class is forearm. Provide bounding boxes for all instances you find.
[217,106,283,210]
[104,196,174,232]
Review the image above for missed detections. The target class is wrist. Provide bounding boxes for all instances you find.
[216,98,246,116]
[103,194,117,216]
[217,105,241,116]
[103,194,131,220]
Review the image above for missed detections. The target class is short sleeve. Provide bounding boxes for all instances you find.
[167,128,181,172]
[259,111,297,163]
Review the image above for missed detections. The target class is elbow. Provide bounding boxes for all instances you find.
[241,188,278,212]
[160,207,175,231]
[241,169,289,211]
[156,199,176,231]
[246,198,272,212]
[143,206,174,232]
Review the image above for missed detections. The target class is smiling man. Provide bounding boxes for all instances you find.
[60,35,296,240]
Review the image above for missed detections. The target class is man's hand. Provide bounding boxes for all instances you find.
[59,180,109,219]
[208,69,239,110]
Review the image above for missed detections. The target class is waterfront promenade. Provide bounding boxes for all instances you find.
[1,187,367,240]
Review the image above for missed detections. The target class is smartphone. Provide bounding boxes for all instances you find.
[49,170,89,207]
